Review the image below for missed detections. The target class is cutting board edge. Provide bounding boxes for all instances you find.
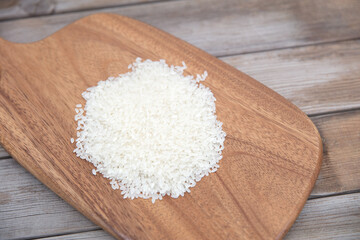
[0,13,324,240]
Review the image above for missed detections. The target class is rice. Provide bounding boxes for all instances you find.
[72,58,226,203]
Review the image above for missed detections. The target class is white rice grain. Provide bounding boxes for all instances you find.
[73,58,226,203]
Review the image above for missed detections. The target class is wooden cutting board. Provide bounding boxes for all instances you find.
[0,14,322,240]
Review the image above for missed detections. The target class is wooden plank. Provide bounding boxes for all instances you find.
[0,158,98,240]
[0,145,9,158]
[36,193,360,240]
[0,0,163,21]
[0,0,360,56]
[222,40,360,115]
[35,230,112,240]
[311,110,360,197]
[285,193,360,239]
[1,110,359,239]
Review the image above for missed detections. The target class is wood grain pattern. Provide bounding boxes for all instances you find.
[223,40,360,115]
[2,109,358,239]
[32,193,360,240]
[2,36,359,239]
[1,0,360,56]
[1,40,359,160]
[311,110,360,197]
[0,14,322,239]
[0,158,98,240]
[0,0,162,21]
[35,230,114,240]
[285,193,360,239]
[0,39,357,126]
[2,157,359,240]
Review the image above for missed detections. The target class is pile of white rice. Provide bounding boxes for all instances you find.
[72,58,226,203]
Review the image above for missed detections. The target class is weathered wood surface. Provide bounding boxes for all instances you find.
[1,27,360,240]
[0,0,163,21]
[311,110,360,197]
[0,159,98,240]
[1,0,360,57]
[36,230,113,240]
[0,146,8,158]
[0,0,359,239]
[223,40,360,115]
[1,110,358,239]
[33,193,360,240]
[285,193,360,240]
[0,13,323,240]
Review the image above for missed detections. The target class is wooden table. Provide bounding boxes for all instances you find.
[0,0,359,239]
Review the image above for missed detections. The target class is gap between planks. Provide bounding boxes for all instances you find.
[2,109,360,195]
[1,0,360,57]
[216,37,360,60]
[0,0,175,22]
[309,188,360,200]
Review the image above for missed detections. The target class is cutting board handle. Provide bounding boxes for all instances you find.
[0,37,14,47]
